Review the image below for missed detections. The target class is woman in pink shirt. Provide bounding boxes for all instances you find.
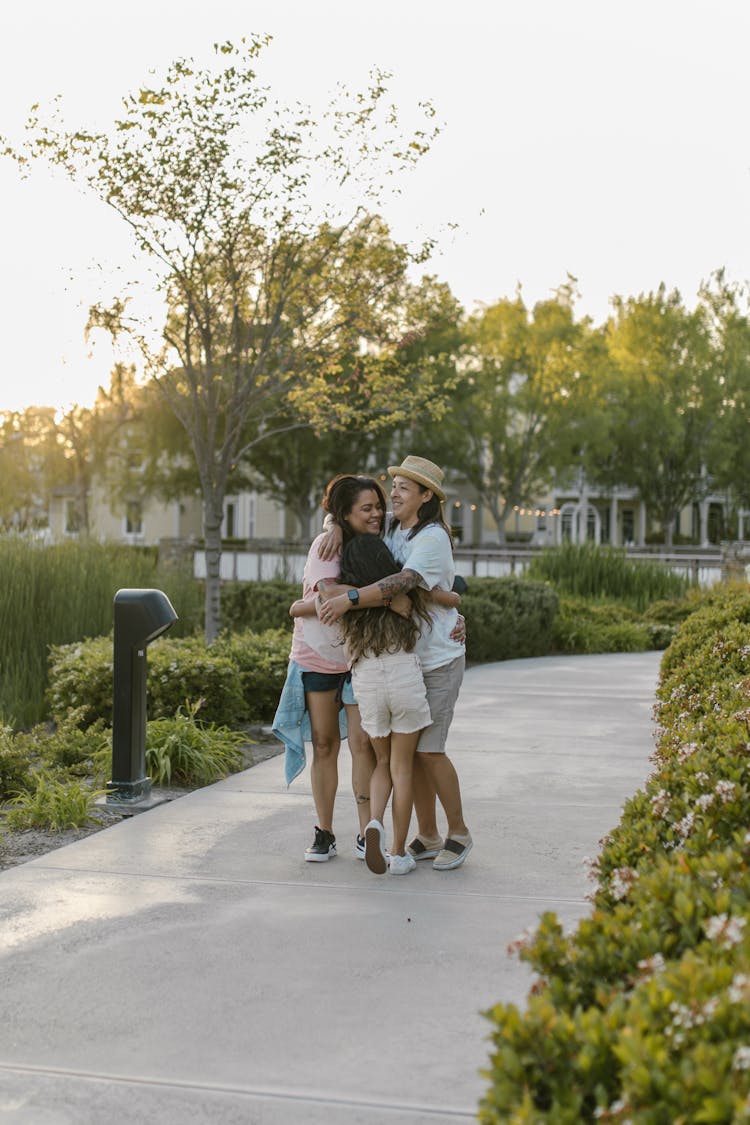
[275,475,387,862]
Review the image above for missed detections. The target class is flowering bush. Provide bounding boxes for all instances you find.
[480,582,750,1123]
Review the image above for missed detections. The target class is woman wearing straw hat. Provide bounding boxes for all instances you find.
[318,455,472,870]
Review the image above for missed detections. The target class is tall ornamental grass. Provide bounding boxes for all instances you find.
[0,539,203,729]
[526,541,691,611]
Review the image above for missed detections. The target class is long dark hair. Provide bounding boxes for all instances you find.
[321,475,387,544]
[389,484,453,544]
[339,534,432,663]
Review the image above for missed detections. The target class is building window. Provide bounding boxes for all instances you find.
[225,501,236,539]
[622,508,635,545]
[125,500,143,536]
[247,493,256,540]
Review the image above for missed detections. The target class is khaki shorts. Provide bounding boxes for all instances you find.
[417,654,465,754]
[351,651,431,739]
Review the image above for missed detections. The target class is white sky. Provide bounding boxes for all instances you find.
[1,0,749,412]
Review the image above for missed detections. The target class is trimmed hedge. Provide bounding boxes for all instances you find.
[462,578,559,662]
[47,629,291,728]
[220,580,297,634]
[480,582,750,1123]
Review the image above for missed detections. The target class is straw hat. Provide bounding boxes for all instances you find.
[387,455,446,501]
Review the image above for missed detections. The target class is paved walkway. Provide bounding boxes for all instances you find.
[0,652,661,1124]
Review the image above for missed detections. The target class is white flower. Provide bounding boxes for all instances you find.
[729,974,750,1004]
[610,867,638,901]
[733,1046,750,1071]
[636,953,666,977]
[705,913,746,946]
[650,789,670,817]
[675,811,695,843]
[715,779,736,803]
[695,794,714,810]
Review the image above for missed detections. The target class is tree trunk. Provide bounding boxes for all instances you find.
[663,510,675,549]
[203,497,224,644]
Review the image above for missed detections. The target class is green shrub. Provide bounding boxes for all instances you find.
[12,713,110,779]
[147,636,246,725]
[550,596,652,654]
[526,541,691,610]
[480,582,750,1122]
[462,578,559,662]
[0,724,34,799]
[47,628,290,729]
[214,628,291,721]
[48,633,245,728]
[220,580,297,634]
[5,774,105,831]
[145,703,249,786]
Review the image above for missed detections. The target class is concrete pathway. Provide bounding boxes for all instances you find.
[0,651,661,1124]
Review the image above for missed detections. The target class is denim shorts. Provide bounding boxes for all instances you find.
[301,670,355,705]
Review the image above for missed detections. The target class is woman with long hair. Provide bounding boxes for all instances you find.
[336,534,433,875]
[272,475,387,862]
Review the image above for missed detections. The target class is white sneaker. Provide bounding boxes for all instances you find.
[388,852,417,876]
[364,819,388,875]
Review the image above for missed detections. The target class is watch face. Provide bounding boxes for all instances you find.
[347,589,359,605]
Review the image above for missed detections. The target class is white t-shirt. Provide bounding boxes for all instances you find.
[386,522,464,672]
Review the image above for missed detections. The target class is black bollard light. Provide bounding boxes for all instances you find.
[107,588,178,805]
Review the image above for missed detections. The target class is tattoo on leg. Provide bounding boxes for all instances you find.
[356,794,370,805]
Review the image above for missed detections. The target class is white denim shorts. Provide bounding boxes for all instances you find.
[350,651,431,739]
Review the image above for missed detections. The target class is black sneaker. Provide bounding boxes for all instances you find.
[304,826,337,862]
[355,834,366,860]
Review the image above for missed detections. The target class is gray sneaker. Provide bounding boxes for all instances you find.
[304,826,337,862]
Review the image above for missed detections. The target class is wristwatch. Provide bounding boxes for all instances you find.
[347,589,360,607]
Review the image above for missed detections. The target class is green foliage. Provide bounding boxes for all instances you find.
[0,724,34,799]
[526,542,691,610]
[550,596,654,654]
[462,578,559,662]
[13,713,110,779]
[5,774,105,832]
[480,582,750,1122]
[145,702,248,786]
[0,537,204,728]
[220,580,297,634]
[213,629,291,722]
[48,633,246,728]
[48,627,291,728]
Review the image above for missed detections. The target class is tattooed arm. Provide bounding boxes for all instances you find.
[317,569,421,624]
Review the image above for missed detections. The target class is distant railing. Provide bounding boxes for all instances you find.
[193,543,733,588]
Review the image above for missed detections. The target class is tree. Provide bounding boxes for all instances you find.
[53,365,139,536]
[414,282,598,544]
[7,40,445,640]
[0,407,63,532]
[600,285,720,547]
[698,272,750,519]
[243,421,393,541]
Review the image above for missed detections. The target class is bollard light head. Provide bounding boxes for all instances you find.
[113,588,178,647]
